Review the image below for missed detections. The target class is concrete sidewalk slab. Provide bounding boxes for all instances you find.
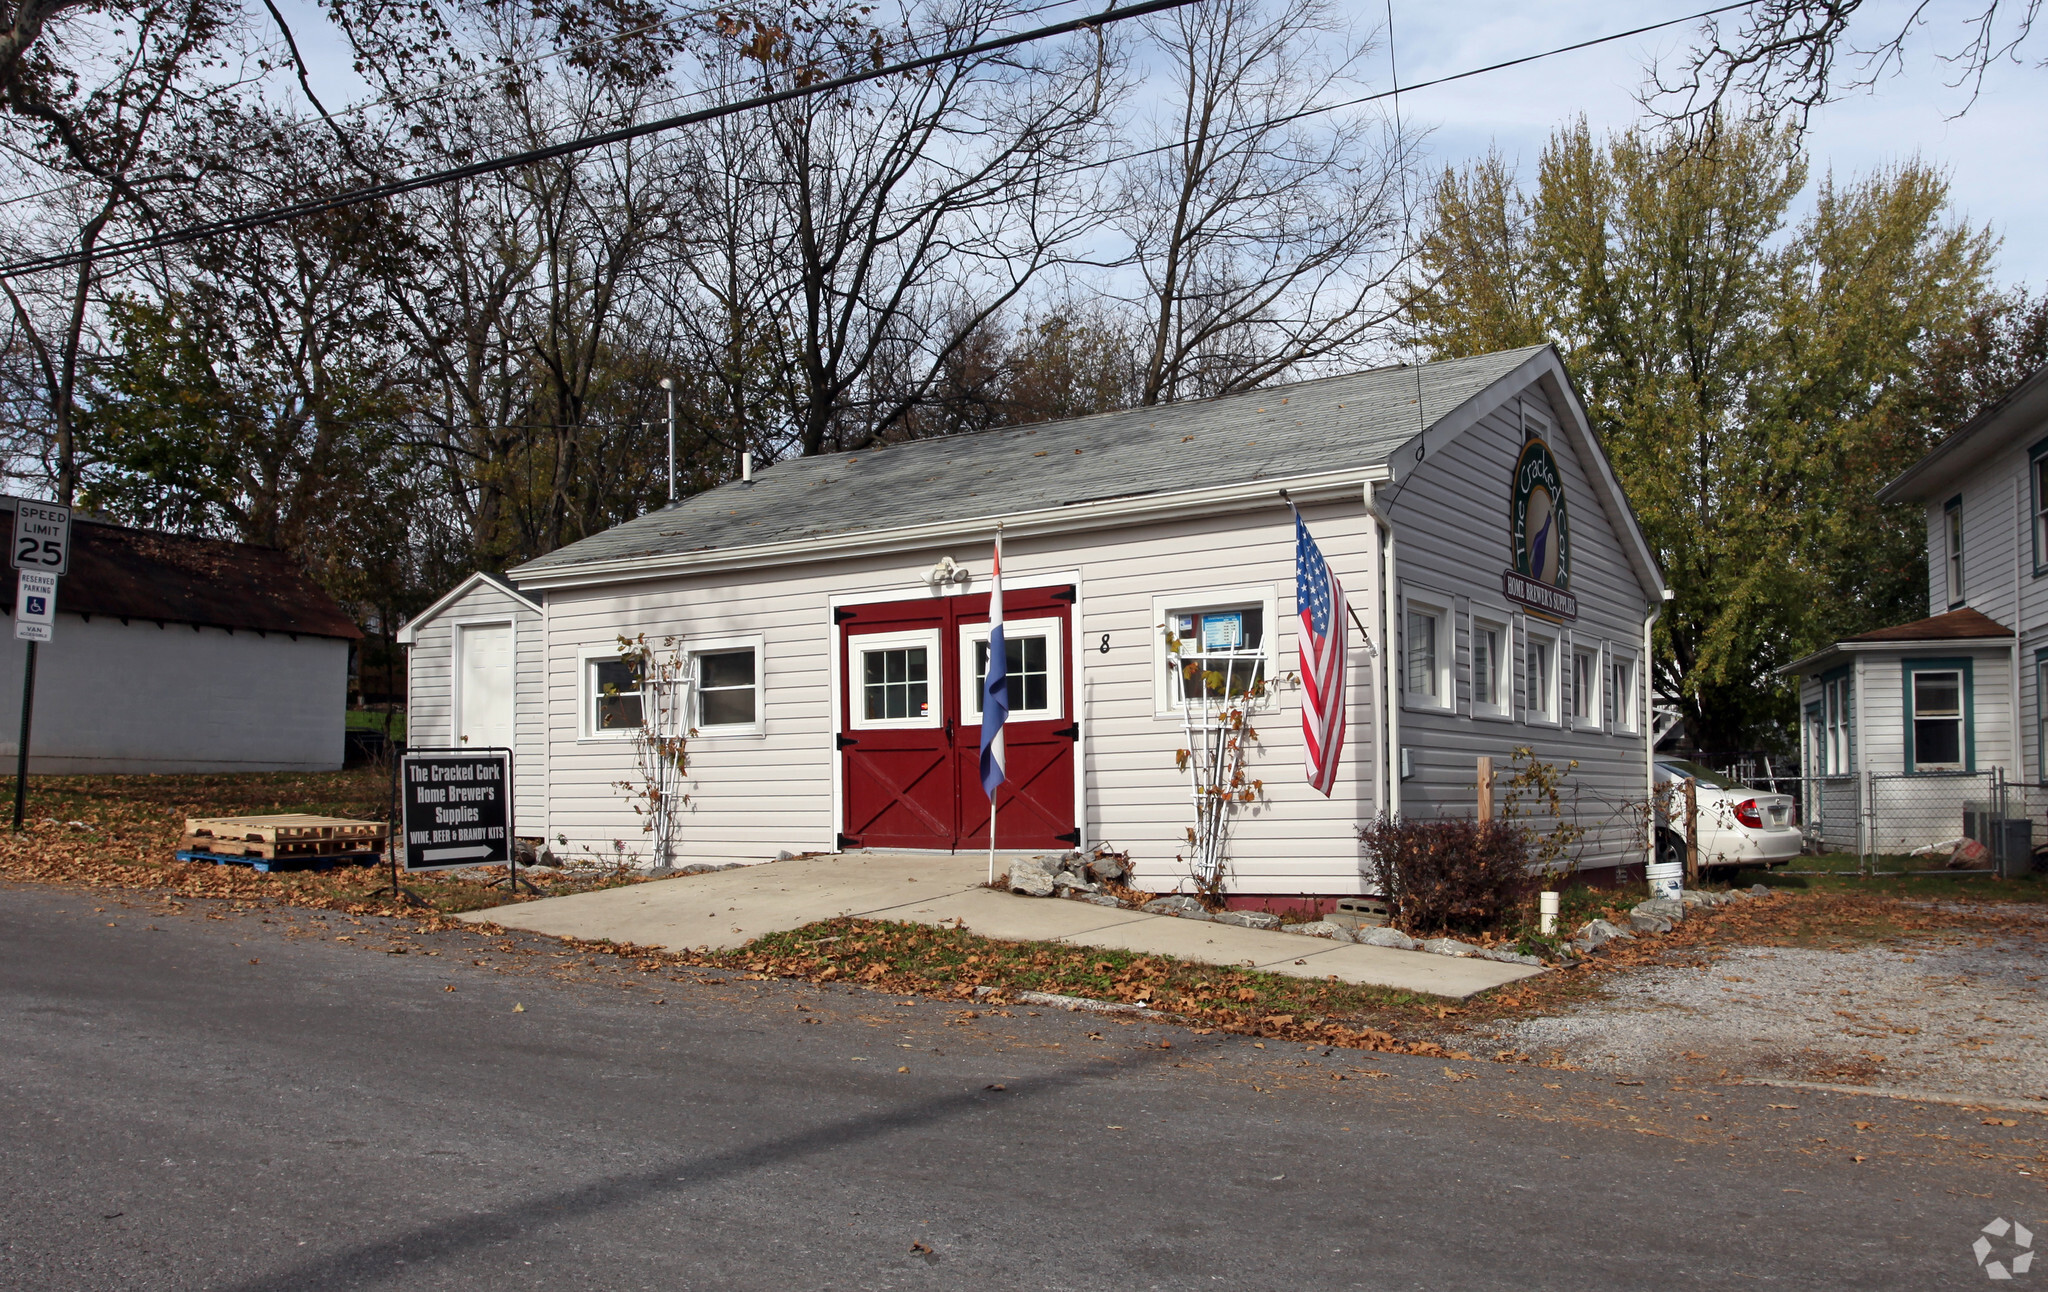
[471,852,1539,999]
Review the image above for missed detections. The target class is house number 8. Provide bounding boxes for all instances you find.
[1098,633,1110,654]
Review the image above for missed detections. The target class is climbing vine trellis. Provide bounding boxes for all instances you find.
[1166,626,1278,896]
[611,634,692,868]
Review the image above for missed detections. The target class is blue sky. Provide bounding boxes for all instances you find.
[271,0,2048,287]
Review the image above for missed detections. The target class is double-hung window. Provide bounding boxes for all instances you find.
[1905,662,1968,772]
[1471,617,1509,717]
[585,654,643,738]
[1164,603,1268,702]
[1402,597,1451,709]
[2033,449,2048,574]
[1610,652,1638,733]
[1524,625,1558,723]
[1571,644,1600,727]
[692,640,763,734]
[1821,672,1852,774]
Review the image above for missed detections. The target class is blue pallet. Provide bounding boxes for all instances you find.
[175,848,374,875]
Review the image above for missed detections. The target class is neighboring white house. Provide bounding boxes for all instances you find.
[0,508,359,773]
[1785,357,2048,855]
[397,571,547,835]
[507,345,1668,898]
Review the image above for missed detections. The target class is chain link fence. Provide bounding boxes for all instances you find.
[1795,769,2042,875]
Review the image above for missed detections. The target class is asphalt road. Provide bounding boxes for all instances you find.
[0,883,2038,1290]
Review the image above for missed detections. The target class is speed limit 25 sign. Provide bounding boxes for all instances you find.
[12,500,69,576]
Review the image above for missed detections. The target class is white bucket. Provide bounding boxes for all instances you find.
[1646,860,1683,901]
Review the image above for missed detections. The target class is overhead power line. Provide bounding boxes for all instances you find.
[0,0,1194,281]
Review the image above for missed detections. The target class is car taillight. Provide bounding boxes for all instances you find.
[1734,798,1762,829]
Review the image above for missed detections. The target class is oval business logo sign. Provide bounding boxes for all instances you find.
[1504,435,1578,621]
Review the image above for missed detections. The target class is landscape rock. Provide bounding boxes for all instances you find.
[678,863,723,876]
[1634,897,1685,921]
[1008,866,1057,898]
[1627,911,1673,934]
[1141,894,1208,917]
[775,850,797,861]
[1679,890,1716,908]
[1749,883,1772,896]
[1282,920,1351,939]
[1072,892,1122,907]
[1572,918,1632,951]
[1052,870,1097,892]
[1422,937,1479,957]
[1211,910,1283,930]
[1477,947,1544,967]
[1358,927,1419,951]
[1086,854,1129,884]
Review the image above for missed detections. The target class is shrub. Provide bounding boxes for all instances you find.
[1359,815,1529,936]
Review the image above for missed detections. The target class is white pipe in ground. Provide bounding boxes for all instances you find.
[1539,890,1559,935]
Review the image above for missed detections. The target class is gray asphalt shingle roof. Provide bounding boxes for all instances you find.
[514,346,1543,577]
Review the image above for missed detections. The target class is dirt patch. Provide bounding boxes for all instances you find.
[1502,902,2048,1101]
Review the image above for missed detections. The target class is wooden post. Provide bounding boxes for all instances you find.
[1683,777,1699,885]
[1475,756,1494,822]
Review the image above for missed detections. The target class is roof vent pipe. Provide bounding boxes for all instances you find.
[742,450,753,483]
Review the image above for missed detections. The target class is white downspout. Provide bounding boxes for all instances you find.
[2013,472,2024,780]
[1644,595,1664,868]
[1367,482,1400,820]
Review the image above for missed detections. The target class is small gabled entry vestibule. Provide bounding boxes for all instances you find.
[837,585,1078,852]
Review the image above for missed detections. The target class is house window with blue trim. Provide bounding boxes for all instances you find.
[2032,446,2048,575]
[1903,658,1972,773]
[1944,496,1965,608]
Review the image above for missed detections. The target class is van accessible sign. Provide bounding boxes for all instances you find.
[401,750,512,870]
[13,570,54,642]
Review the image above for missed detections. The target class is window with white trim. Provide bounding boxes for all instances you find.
[1571,644,1600,726]
[1471,616,1509,717]
[585,654,643,739]
[1821,673,1852,774]
[692,641,761,733]
[1524,624,1558,723]
[849,629,942,729]
[1610,652,1638,733]
[1164,603,1267,701]
[1402,596,1451,709]
[1909,668,1964,770]
[962,617,1064,720]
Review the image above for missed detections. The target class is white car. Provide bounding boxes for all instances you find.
[1654,759,1802,874]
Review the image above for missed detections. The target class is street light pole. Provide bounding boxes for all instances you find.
[658,377,676,503]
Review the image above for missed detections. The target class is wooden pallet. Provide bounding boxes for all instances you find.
[176,848,373,875]
[177,832,384,861]
[184,813,387,855]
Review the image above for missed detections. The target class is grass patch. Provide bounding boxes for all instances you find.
[346,710,407,739]
[0,769,645,921]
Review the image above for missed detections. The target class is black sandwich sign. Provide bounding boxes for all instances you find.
[401,750,512,871]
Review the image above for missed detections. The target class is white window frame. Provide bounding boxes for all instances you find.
[1150,586,1279,717]
[958,616,1065,722]
[1610,649,1639,734]
[1945,496,1965,608]
[1523,621,1559,725]
[1469,613,1512,720]
[1823,674,1852,774]
[1570,640,1602,730]
[578,643,645,742]
[848,627,944,731]
[688,634,766,738]
[1400,590,1453,712]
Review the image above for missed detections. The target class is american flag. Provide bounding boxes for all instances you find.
[1295,512,1347,796]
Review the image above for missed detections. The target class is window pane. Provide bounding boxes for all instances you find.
[1405,611,1437,697]
[698,650,754,689]
[1914,672,1960,716]
[594,658,642,731]
[1915,718,1961,766]
[1473,629,1494,706]
[863,646,929,721]
[701,688,755,727]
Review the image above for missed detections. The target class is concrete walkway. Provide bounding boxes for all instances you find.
[470,852,1541,1000]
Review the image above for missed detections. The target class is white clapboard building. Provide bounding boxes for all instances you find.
[396,572,548,835]
[0,509,360,773]
[501,345,1667,898]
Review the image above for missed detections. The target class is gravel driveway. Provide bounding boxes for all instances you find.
[1502,902,2048,1102]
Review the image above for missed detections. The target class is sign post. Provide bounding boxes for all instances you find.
[399,748,532,893]
[9,499,68,831]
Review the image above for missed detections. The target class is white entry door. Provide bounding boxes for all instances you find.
[457,623,515,751]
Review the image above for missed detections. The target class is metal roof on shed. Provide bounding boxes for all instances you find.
[514,347,1544,578]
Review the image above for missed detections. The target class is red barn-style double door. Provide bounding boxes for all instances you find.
[837,588,1077,852]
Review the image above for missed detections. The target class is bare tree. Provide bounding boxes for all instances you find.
[1116,0,1411,406]
[1656,0,2043,126]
